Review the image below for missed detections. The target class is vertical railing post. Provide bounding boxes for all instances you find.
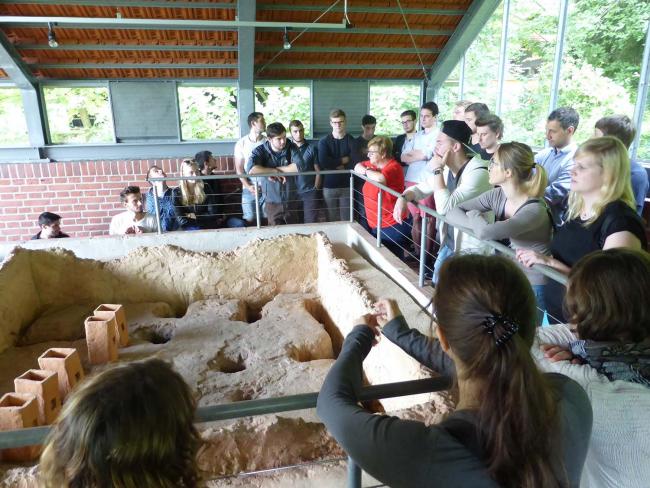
[253,177,261,229]
[376,189,383,248]
[349,173,354,223]
[152,183,162,235]
[347,456,362,488]
[418,213,428,287]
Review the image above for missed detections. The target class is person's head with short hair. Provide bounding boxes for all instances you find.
[419,101,439,130]
[194,150,217,175]
[400,109,417,135]
[289,119,305,144]
[464,102,490,134]
[434,254,563,486]
[565,249,650,343]
[266,122,287,152]
[119,185,145,215]
[453,100,472,121]
[475,114,504,153]
[39,358,201,488]
[329,109,347,137]
[435,120,473,161]
[366,135,393,161]
[247,112,266,134]
[545,107,579,149]
[567,136,635,223]
[361,114,377,139]
[37,211,63,239]
[492,142,548,198]
[594,115,636,149]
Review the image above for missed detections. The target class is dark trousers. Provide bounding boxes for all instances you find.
[299,190,321,224]
[265,201,299,226]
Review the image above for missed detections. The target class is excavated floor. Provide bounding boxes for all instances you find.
[0,233,454,487]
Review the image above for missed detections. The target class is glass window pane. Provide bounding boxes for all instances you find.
[0,88,29,146]
[558,0,645,144]
[369,82,421,136]
[436,60,462,121]
[178,86,238,141]
[43,86,113,144]
[255,85,311,137]
[501,0,561,147]
[463,2,504,112]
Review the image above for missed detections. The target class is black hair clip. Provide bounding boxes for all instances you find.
[482,313,519,347]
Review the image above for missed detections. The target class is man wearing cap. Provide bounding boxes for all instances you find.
[394,120,492,282]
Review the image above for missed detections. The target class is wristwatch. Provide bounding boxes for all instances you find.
[433,167,444,176]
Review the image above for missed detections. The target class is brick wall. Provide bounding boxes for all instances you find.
[0,157,237,243]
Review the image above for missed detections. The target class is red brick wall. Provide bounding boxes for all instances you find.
[0,157,236,243]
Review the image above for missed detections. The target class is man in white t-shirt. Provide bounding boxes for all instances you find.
[234,112,267,224]
[109,185,158,235]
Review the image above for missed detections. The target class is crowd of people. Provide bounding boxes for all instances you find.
[27,102,649,488]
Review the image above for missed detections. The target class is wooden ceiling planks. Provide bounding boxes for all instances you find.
[0,0,469,80]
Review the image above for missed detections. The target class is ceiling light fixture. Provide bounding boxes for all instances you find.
[283,27,291,50]
[47,22,58,48]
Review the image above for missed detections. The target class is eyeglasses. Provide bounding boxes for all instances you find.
[401,119,415,124]
[367,150,379,155]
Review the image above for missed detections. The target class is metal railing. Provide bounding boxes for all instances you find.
[0,376,451,487]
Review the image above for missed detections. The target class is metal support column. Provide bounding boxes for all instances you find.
[418,214,428,287]
[631,19,650,162]
[376,190,383,248]
[347,456,362,488]
[253,178,261,228]
[349,174,355,222]
[458,54,466,100]
[495,0,511,115]
[152,184,162,235]
[237,0,255,138]
[548,0,570,114]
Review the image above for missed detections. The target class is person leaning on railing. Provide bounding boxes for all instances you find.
[174,159,223,230]
[317,254,592,488]
[533,248,650,488]
[354,135,412,259]
[517,136,647,324]
[445,142,552,325]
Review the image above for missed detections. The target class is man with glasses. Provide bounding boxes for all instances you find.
[399,101,440,264]
[318,108,355,221]
[393,110,417,165]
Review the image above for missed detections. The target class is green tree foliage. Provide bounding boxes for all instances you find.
[43,87,113,144]
[369,83,422,136]
[254,85,311,137]
[178,86,238,140]
[0,89,29,146]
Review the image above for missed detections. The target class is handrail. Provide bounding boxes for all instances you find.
[0,376,452,449]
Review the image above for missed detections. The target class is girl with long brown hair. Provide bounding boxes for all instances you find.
[317,254,592,487]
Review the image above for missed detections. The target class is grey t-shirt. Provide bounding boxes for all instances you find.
[317,317,593,488]
[446,187,553,285]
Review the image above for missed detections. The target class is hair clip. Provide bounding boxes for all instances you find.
[482,313,519,348]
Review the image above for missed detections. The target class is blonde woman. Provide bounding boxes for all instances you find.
[518,136,647,323]
[176,159,219,230]
[446,141,551,322]
[39,359,200,488]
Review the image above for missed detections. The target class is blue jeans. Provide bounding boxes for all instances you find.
[242,187,265,222]
[432,245,454,284]
[532,284,547,327]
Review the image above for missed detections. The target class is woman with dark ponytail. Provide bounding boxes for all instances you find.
[317,254,592,487]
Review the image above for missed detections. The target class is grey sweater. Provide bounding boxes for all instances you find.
[317,317,593,488]
[445,187,553,285]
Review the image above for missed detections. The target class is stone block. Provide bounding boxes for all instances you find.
[37,348,85,401]
[0,393,40,462]
[14,369,61,425]
[94,303,129,347]
[84,315,118,365]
